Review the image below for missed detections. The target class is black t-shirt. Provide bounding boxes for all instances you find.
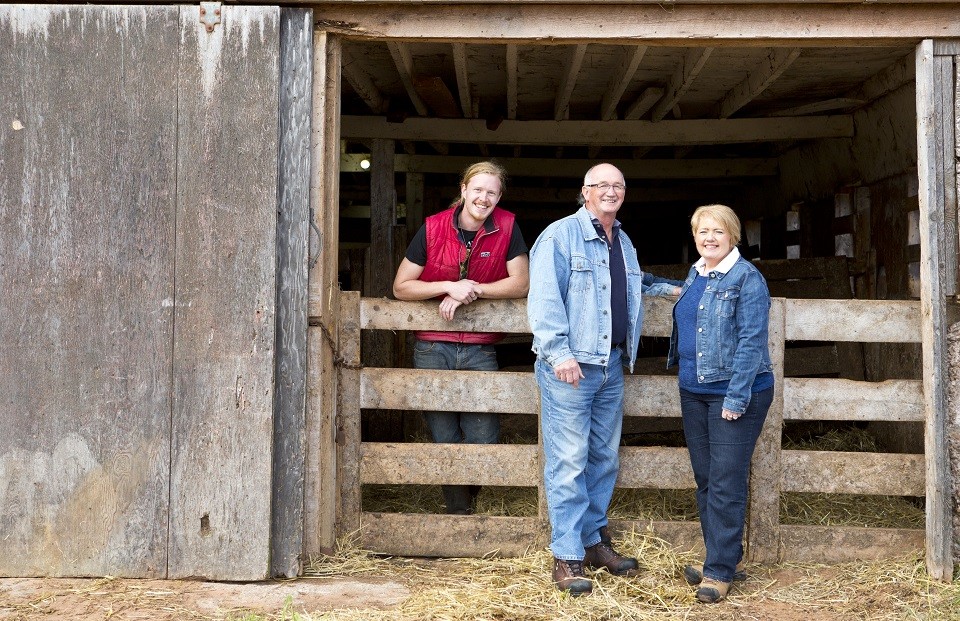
[405,220,528,266]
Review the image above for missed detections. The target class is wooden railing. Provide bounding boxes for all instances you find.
[333,292,925,562]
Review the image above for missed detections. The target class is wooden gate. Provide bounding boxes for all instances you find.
[329,293,926,563]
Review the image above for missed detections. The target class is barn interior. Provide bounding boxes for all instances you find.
[335,41,923,471]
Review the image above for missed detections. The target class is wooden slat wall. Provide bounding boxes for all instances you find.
[0,4,178,578]
[167,6,280,580]
[333,294,927,561]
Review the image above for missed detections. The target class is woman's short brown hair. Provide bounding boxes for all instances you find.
[690,204,742,246]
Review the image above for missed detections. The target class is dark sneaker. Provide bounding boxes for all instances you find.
[584,541,639,576]
[683,561,747,586]
[696,577,731,603]
[552,558,593,596]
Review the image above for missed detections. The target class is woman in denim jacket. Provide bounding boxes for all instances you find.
[666,204,774,604]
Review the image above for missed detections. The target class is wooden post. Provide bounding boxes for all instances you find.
[271,7,313,579]
[406,172,425,240]
[304,30,342,559]
[747,297,785,563]
[915,38,954,581]
[338,291,363,537]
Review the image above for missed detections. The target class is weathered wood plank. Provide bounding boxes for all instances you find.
[358,515,923,562]
[271,6,313,579]
[748,297,785,563]
[616,447,694,489]
[337,291,363,539]
[361,368,539,413]
[167,6,279,581]
[341,115,854,146]
[304,31,342,559]
[784,299,921,342]
[784,378,923,422]
[360,443,538,486]
[313,4,960,44]
[780,525,924,563]
[782,450,924,496]
[361,513,537,557]
[361,368,925,423]
[0,4,178,578]
[915,38,954,580]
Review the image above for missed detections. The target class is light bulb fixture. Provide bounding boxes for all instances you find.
[360,159,371,170]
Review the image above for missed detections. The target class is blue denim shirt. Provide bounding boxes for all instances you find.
[528,207,675,372]
[667,252,774,413]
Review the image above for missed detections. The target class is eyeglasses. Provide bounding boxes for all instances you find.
[585,182,626,193]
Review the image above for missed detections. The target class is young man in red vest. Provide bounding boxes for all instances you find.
[393,161,529,514]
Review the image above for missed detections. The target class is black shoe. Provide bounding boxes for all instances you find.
[552,558,592,595]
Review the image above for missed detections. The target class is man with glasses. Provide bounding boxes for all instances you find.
[393,160,529,515]
[528,163,677,595]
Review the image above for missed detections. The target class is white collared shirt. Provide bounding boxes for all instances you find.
[694,246,741,277]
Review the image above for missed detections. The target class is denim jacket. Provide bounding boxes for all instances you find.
[667,252,774,413]
[528,207,675,372]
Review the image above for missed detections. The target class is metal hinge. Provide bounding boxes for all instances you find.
[199,2,221,33]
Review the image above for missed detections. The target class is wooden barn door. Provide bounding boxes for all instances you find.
[0,5,311,580]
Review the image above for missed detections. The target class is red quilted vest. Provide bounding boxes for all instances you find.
[416,205,515,344]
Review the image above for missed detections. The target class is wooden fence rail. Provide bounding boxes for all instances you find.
[325,291,925,562]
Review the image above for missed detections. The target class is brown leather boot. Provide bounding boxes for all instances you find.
[696,577,731,603]
[584,541,639,576]
[552,558,592,596]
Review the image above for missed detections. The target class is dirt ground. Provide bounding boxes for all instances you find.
[1,560,957,621]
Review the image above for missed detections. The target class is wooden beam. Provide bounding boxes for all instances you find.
[651,47,713,122]
[341,46,386,114]
[601,46,647,121]
[305,30,342,559]
[506,43,518,120]
[312,4,960,44]
[782,450,925,496]
[624,87,663,121]
[849,51,916,104]
[361,442,538,486]
[718,47,801,118]
[780,526,924,563]
[452,42,472,117]
[341,115,855,146]
[554,43,587,120]
[340,152,779,178]
[770,97,866,117]
[915,38,954,581]
[784,378,924,422]
[386,41,427,116]
[784,298,921,342]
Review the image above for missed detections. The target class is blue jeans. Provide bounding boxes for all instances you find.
[680,387,774,583]
[537,348,624,560]
[414,339,499,513]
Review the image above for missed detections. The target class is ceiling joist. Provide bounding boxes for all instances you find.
[601,46,648,121]
[554,44,587,120]
[341,115,854,146]
[452,43,473,118]
[340,153,778,178]
[341,48,387,114]
[506,44,518,120]
[624,87,664,121]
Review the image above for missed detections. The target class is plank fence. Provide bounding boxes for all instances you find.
[328,292,925,562]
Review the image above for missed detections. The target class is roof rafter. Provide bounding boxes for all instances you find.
[624,87,664,121]
[717,47,801,118]
[554,44,587,120]
[651,47,714,122]
[387,41,428,116]
[452,43,473,117]
[342,47,387,114]
[506,44,518,120]
[600,46,647,121]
